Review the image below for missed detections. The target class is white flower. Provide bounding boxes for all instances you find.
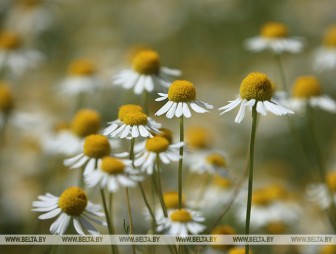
[32,187,106,235]
[85,157,143,192]
[157,209,206,236]
[134,136,183,175]
[155,80,213,119]
[245,22,304,54]
[188,151,229,175]
[219,72,294,123]
[113,49,181,94]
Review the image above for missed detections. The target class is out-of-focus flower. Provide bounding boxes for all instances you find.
[113,49,181,94]
[284,76,336,113]
[0,31,42,77]
[219,72,294,123]
[59,59,105,95]
[245,22,305,54]
[0,82,14,116]
[155,80,213,119]
[103,104,161,139]
[85,157,143,192]
[32,186,106,235]
[313,25,336,71]
[228,247,252,254]
[211,225,236,251]
[156,208,206,236]
[190,152,229,175]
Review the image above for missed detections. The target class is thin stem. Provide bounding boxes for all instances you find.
[78,166,84,188]
[178,116,184,209]
[275,54,289,94]
[138,181,157,223]
[128,137,136,254]
[100,189,116,254]
[196,173,212,209]
[245,106,258,254]
[151,172,156,233]
[155,155,168,217]
[142,90,149,115]
[130,138,135,165]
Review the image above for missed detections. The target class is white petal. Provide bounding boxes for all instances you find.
[79,216,99,235]
[58,215,71,235]
[145,76,154,92]
[132,126,139,138]
[83,159,96,175]
[190,102,207,113]
[155,101,173,116]
[139,125,150,137]
[219,98,242,114]
[234,99,247,123]
[120,125,131,139]
[50,213,66,235]
[256,101,267,116]
[64,153,84,167]
[175,102,183,118]
[155,93,168,101]
[70,155,89,169]
[38,208,62,220]
[134,75,146,94]
[73,218,85,235]
[166,102,177,119]
[182,103,191,118]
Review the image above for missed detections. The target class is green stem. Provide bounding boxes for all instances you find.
[130,138,135,165]
[151,172,156,233]
[128,138,136,254]
[155,155,168,217]
[275,54,288,94]
[100,189,116,254]
[178,116,184,209]
[138,181,157,223]
[245,106,258,254]
[196,173,212,209]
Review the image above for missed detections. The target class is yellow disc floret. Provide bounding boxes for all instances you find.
[229,247,252,254]
[170,209,192,223]
[118,104,143,121]
[58,187,88,216]
[68,59,95,76]
[266,221,286,234]
[122,111,148,126]
[240,72,273,101]
[264,184,288,200]
[0,83,14,113]
[19,0,42,8]
[211,225,236,250]
[326,171,336,192]
[53,121,70,133]
[155,128,173,144]
[101,157,125,175]
[146,136,170,153]
[252,189,272,206]
[163,192,185,209]
[260,22,289,38]
[83,134,111,158]
[71,109,101,138]
[0,31,21,50]
[292,76,322,98]
[186,126,212,149]
[323,25,336,48]
[206,153,227,167]
[132,49,160,75]
[213,174,232,188]
[168,80,196,102]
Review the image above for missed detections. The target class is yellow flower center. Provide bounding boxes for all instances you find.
[118,104,143,121]
[122,111,148,126]
[260,22,289,38]
[264,184,288,200]
[211,225,236,250]
[229,247,252,254]
[53,121,69,133]
[186,126,211,149]
[58,187,88,216]
[206,153,227,167]
[323,25,336,48]
[19,0,42,8]
[326,171,336,192]
[168,80,196,102]
[292,76,322,98]
[68,59,95,76]
[170,209,192,223]
[145,136,170,153]
[319,245,336,254]
[252,189,272,206]
[100,156,125,175]
[71,109,101,138]
[0,31,21,50]
[163,192,185,209]
[0,83,14,113]
[132,49,160,75]
[240,72,273,101]
[83,134,111,158]
[155,128,173,144]
[266,221,286,234]
[213,174,232,188]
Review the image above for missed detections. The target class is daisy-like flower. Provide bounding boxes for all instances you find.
[210,225,236,251]
[59,59,104,95]
[134,135,183,175]
[103,104,161,139]
[155,80,213,118]
[156,208,206,236]
[0,30,42,77]
[245,21,304,54]
[113,48,181,94]
[190,152,229,175]
[218,72,294,123]
[313,25,336,71]
[285,76,336,113]
[32,186,106,235]
[85,156,143,192]
[64,134,111,175]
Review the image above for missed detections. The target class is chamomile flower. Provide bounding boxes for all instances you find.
[0,30,42,77]
[103,104,161,139]
[156,208,206,236]
[190,152,229,175]
[285,76,336,113]
[134,136,183,175]
[32,187,106,235]
[313,25,336,71]
[155,80,213,118]
[210,225,236,251]
[113,49,181,94]
[245,21,304,54]
[219,72,294,123]
[84,156,143,192]
[64,134,111,175]
[59,59,104,95]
